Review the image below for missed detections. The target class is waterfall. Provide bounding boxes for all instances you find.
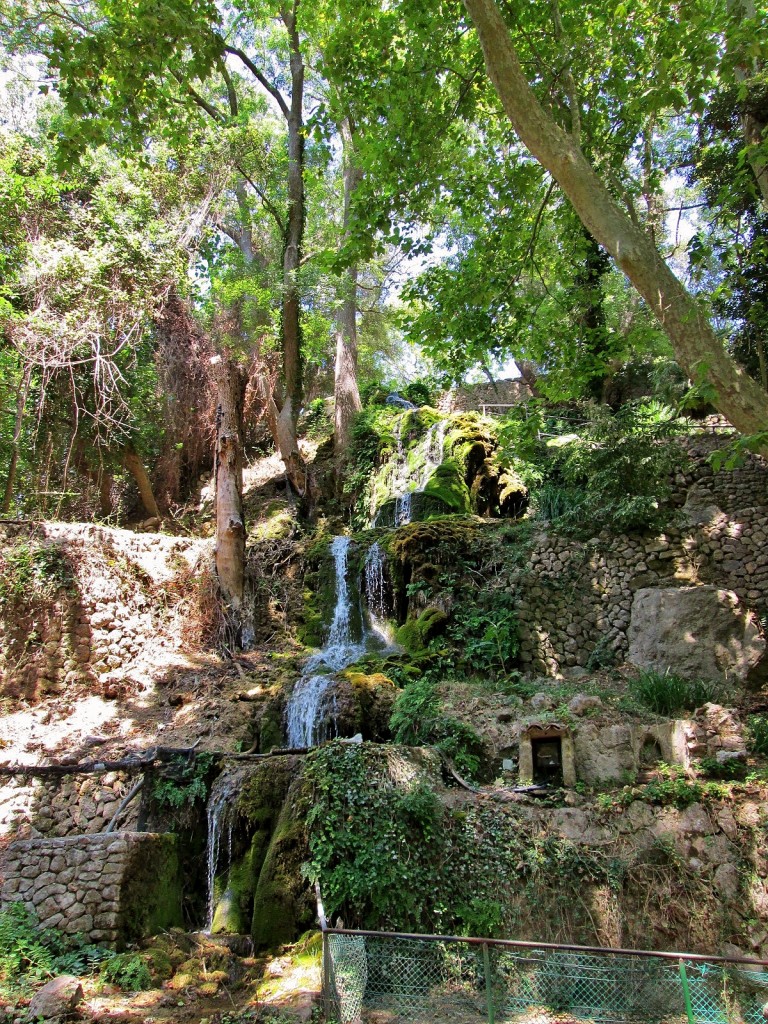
[285,537,364,748]
[378,414,448,527]
[364,542,394,644]
[419,419,447,490]
[205,766,249,931]
[365,542,386,620]
[395,492,412,526]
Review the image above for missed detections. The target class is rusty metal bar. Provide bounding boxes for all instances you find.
[321,927,768,968]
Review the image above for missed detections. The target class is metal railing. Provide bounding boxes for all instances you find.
[319,924,768,1024]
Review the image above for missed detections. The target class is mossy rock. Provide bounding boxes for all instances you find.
[118,834,183,946]
[395,607,449,653]
[140,947,174,983]
[211,840,261,934]
[499,468,528,517]
[388,517,480,576]
[250,777,314,949]
[422,459,471,514]
[237,756,298,822]
[333,671,397,740]
[257,700,285,753]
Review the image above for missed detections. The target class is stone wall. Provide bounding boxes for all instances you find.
[440,378,533,413]
[0,832,182,947]
[0,771,140,840]
[0,522,210,700]
[516,435,768,675]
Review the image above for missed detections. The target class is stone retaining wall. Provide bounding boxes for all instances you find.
[0,522,209,700]
[440,378,533,413]
[517,437,768,674]
[0,772,140,841]
[0,832,182,947]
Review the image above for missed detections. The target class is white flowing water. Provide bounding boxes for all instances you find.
[364,541,394,644]
[285,537,365,748]
[419,418,447,490]
[205,766,249,931]
[380,415,448,527]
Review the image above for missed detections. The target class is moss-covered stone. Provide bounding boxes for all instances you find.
[423,459,471,513]
[118,834,184,946]
[250,776,314,949]
[258,703,284,753]
[395,607,449,652]
[211,840,260,934]
[334,671,397,740]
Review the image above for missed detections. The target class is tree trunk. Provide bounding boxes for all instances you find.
[122,444,161,520]
[211,354,246,611]
[334,120,363,461]
[730,0,768,210]
[278,3,308,496]
[463,0,768,440]
[1,367,30,514]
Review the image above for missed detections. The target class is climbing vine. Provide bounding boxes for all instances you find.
[304,743,447,931]
[304,743,627,942]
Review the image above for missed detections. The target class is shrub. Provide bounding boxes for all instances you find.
[544,401,687,535]
[747,715,768,756]
[389,679,486,779]
[696,755,747,781]
[99,951,152,991]
[628,669,722,715]
[152,751,215,808]
[0,904,109,996]
[0,540,74,608]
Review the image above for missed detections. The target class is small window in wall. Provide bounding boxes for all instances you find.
[640,737,663,767]
[532,737,563,786]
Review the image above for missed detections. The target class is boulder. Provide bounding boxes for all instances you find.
[627,586,765,683]
[28,975,83,1020]
[567,693,603,716]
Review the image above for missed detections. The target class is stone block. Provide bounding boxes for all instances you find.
[628,585,765,683]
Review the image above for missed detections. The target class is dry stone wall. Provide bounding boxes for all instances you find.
[0,522,210,700]
[0,772,140,840]
[0,831,182,947]
[440,378,533,413]
[517,434,768,676]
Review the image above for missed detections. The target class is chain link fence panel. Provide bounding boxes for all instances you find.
[324,931,768,1024]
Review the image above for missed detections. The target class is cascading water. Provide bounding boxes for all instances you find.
[285,537,365,748]
[205,766,249,931]
[364,541,394,644]
[391,415,448,526]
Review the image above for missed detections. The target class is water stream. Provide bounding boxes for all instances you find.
[381,415,448,527]
[285,536,366,748]
[205,766,250,931]
[364,541,394,645]
[206,536,398,929]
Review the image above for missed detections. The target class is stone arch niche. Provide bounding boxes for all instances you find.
[519,722,577,788]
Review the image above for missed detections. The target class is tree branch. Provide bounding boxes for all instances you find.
[235,164,287,236]
[223,44,290,119]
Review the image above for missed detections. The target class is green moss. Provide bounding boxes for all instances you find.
[258,705,284,753]
[423,459,471,513]
[211,841,259,934]
[297,544,338,648]
[141,947,174,983]
[250,777,314,949]
[118,835,183,946]
[395,606,448,652]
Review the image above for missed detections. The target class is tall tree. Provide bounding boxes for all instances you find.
[6,0,316,494]
[462,0,768,439]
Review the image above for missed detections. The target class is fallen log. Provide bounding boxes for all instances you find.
[0,743,201,778]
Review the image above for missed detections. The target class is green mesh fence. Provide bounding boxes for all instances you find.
[324,932,768,1024]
